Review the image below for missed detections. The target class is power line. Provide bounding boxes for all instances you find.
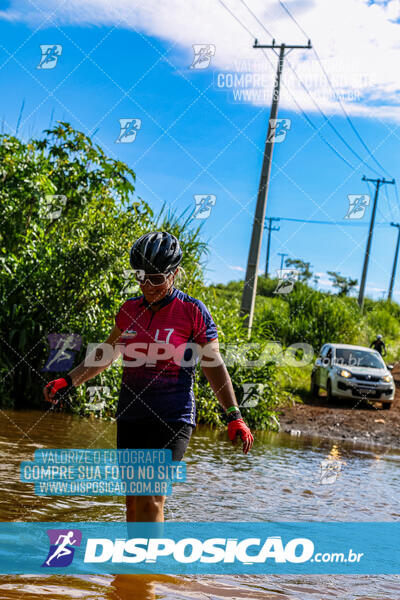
[311,49,391,176]
[221,0,359,171]
[278,0,309,39]
[278,0,392,178]
[365,178,387,222]
[241,0,374,174]
[282,55,383,177]
[264,217,280,277]
[358,175,395,309]
[278,97,356,169]
[217,0,261,39]
[235,0,376,173]
[388,222,400,300]
[240,37,312,334]
[238,0,274,39]
[383,181,395,222]
[394,182,400,216]
[271,216,390,226]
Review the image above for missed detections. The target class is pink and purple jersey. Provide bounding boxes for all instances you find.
[114,287,218,426]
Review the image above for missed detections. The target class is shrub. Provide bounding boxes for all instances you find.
[255,282,362,351]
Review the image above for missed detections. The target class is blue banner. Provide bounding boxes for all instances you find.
[0,522,398,574]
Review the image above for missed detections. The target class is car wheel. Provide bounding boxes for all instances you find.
[327,380,333,402]
[382,402,392,410]
[310,374,319,397]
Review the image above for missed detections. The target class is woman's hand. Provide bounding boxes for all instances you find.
[227,418,254,454]
[43,375,73,405]
[200,340,254,454]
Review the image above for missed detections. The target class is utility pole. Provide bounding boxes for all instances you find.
[388,222,400,301]
[240,39,312,335]
[264,217,280,277]
[278,252,288,271]
[358,175,395,309]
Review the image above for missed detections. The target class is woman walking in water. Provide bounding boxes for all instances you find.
[44,231,254,522]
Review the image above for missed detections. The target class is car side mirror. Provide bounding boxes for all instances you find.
[387,364,394,371]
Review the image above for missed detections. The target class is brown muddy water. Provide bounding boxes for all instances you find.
[0,409,399,599]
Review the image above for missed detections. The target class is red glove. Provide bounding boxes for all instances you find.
[228,418,254,454]
[44,375,73,405]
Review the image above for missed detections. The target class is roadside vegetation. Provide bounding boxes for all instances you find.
[211,277,400,407]
[1,124,398,430]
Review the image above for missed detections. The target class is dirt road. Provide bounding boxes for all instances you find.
[278,364,400,449]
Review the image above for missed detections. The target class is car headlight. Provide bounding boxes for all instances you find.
[382,374,392,383]
[339,369,352,378]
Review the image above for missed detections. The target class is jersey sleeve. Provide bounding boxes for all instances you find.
[115,301,130,332]
[192,299,218,344]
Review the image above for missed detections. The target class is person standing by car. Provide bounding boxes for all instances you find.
[370,334,386,357]
[43,231,254,523]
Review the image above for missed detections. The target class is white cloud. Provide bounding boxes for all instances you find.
[230,264,245,271]
[1,0,400,119]
[314,272,333,287]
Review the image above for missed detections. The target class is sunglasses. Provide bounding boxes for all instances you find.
[133,269,174,286]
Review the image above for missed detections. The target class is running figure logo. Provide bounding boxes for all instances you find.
[267,119,291,143]
[86,386,110,412]
[42,529,82,567]
[190,44,216,69]
[122,269,137,294]
[193,194,216,219]
[273,269,299,294]
[37,45,62,69]
[344,194,370,219]
[116,119,142,143]
[240,383,264,408]
[41,194,67,221]
[319,459,342,485]
[42,333,82,372]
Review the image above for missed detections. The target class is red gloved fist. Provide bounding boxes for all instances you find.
[227,418,254,454]
[44,375,73,405]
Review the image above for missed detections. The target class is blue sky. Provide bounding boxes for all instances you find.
[1,0,400,299]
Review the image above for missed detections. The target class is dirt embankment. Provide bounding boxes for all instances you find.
[277,363,400,449]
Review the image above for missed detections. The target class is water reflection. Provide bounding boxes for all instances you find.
[110,575,155,600]
[0,409,399,598]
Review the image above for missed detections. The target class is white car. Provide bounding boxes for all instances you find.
[311,343,395,410]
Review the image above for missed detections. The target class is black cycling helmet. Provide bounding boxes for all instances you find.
[129,231,182,274]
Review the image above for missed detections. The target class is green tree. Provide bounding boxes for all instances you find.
[327,271,358,296]
[0,123,158,408]
[285,258,313,282]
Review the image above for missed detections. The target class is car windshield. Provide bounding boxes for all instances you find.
[334,348,384,369]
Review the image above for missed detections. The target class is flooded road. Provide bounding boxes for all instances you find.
[0,409,399,599]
